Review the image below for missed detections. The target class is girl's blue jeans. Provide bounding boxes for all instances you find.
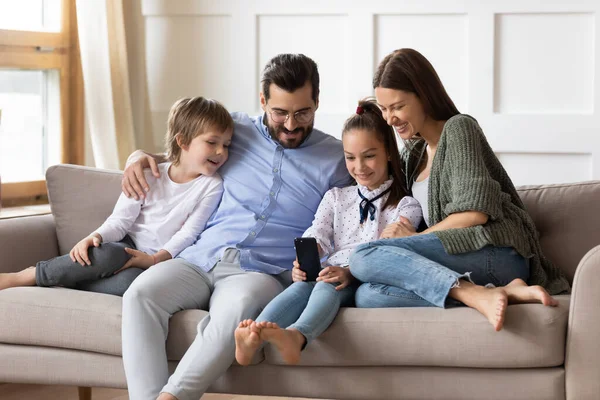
[256,280,356,344]
[349,233,530,308]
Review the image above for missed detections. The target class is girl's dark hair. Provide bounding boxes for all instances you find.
[373,48,460,168]
[342,98,408,210]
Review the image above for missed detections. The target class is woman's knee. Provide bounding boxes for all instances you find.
[348,245,374,281]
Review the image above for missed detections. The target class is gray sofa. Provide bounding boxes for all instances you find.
[1,164,599,400]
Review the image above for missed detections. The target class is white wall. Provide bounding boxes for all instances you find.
[133,0,600,186]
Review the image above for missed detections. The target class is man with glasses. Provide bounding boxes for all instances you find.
[116,54,350,400]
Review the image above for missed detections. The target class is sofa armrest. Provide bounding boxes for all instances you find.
[0,214,59,274]
[566,245,600,400]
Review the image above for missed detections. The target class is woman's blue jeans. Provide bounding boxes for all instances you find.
[349,233,529,308]
[256,280,355,344]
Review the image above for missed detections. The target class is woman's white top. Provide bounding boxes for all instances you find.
[411,176,430,227]
[303,178,422,266]
[95,162,223,257]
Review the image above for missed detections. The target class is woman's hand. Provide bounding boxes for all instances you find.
[69,234,102,266]
[317,266,354,291]
[113,248,155,274]
[380,216,417,239]
[122,151,161,200]
[292,259,307,282]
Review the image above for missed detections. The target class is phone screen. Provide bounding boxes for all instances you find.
[294,237,321,281]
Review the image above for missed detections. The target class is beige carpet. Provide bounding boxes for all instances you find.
[0,384,322,400]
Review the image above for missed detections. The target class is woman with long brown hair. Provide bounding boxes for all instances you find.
[349,48,569,331]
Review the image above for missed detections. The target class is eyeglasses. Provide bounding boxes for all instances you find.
[266,105,315,125]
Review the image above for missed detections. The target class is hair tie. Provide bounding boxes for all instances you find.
[356,106,364,115]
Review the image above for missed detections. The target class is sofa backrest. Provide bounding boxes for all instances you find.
[517,181,600,283]
[46,164,600,284]
[46,164,123,256]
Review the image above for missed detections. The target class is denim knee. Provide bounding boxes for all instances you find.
[313,280,337,292]
[348,244,373,282]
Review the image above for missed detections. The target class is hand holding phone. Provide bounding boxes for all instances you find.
[294,237,321,281]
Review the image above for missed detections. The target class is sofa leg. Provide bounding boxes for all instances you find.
[78,386,92,400]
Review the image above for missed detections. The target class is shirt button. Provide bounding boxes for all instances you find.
[273,168,278,173]
[270,191,275,196]
[261,215,266,219]
[250,231,256,236]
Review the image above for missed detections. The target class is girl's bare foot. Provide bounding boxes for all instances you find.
[505,278,558,306]
[0,267,36,290]
[450,280,508,331]
[260,323,305,365]
[234,319,263,366]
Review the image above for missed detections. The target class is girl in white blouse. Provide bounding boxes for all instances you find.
[234,99,422,365]
[0,97,232,296]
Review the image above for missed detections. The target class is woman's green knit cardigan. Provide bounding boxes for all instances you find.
[404,114,570,295]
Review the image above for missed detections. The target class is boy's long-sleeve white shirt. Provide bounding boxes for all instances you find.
[95,163,223,258]
[303,178,422,267]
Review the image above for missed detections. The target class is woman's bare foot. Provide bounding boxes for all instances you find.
[0,267,36,290]
[234,319,263,366]
[260,323,305,365]
[450,280,508,331]
[505,278,558,306]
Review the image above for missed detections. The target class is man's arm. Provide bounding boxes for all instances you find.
[122,150,167,200]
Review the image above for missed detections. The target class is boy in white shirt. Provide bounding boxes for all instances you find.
[0,97,233,295]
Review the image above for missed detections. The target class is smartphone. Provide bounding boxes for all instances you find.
[294,237,321,282]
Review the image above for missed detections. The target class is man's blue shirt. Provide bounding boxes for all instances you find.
[178,113,350,274]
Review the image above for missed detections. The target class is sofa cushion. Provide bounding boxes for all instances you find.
[0,286,210,361]
[0,286,569,369]
[518,181,600,283]
[46,164,122,255]
[266,296,570,368]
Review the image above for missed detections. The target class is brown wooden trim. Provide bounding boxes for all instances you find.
[0,29,68,48]
[77,387,92,400]
[1,181,47,201]
[67,0,85,165]
[0,50,67,69]
[0,204,51,219]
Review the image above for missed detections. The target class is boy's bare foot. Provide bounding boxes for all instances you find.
[234,319,263,366]
[261,323,305,365]
[505,278,558,306]
[0,267,36,290]
[450,281,508,332]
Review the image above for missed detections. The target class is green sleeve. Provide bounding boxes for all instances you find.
[442,116,504,220]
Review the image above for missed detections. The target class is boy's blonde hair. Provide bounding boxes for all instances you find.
[165,97,234,165]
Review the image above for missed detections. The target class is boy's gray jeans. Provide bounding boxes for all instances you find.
[35,235,143,296]
[121,248,291,400]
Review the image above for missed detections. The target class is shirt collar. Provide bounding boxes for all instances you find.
[253,113,275,142]
[357,177,394,197]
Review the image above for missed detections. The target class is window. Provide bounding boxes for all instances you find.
[0,0,83,206]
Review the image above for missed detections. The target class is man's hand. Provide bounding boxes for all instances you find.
[113,248,155,274]
[292,259,307,282]
[69,234,102,266]
[316,266,354,291]
[380,216,417,239]
[122,150,161,200]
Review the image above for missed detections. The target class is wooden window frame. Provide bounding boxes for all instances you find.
[0,0,84,206]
